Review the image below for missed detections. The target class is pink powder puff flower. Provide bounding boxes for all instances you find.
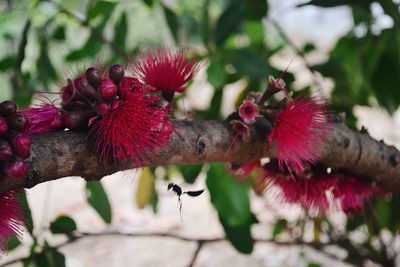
[0,190,24,254]
[262,163,386,214]
[90,77,173,164]
[332,175,385,214]
[228,160,261,181]
[268,96,331,173]
[19,103,62,134]
[131,48,200,93]
[238,98,259,125]
[264,166,338,212]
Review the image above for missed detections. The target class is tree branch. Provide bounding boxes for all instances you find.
[0,119,399,193]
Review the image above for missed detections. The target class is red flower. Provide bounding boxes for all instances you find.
[332,175,385,214]
[20,103,62,134]
[0,190,24,254]
[263,163,385,214]
[268,97,330,173]
[228,160,260,181]
[238,98,259,125]
[90,77,173,163]
[130,48,200,93]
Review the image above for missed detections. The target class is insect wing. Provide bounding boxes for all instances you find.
[186,189,204,197]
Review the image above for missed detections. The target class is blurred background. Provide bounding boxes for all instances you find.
[1,0,400,266]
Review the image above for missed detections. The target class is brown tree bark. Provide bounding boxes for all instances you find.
[0,119,399,193]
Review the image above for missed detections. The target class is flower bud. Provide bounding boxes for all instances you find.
[0,101,17,117]
[12,134,32,159]
[79,79,99,101]
[8,113,28,131]
[99,79,117,100]
[97,102,111,116]
[85,67,101,88]
[6,159,28,178]
[62,111,89,130]
[0,116,8,134]
[0,140,13,160]
[109,64,124,84]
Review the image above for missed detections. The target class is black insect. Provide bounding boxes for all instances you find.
[167,183,204,221]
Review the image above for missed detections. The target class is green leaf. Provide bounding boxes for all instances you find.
[307,263,321,267]
[114,12,127,50]
[50,215,77,234]
[49,249,66,267]
[86,181,112,224]
[135,167,155,209]
[51,25,66,41]
[87,1,117,21]
[370,29,400,113]
[346,213,364,231]
[220,219,254,254]
[17,192,33,235]
[215,0,246,46]
[206,163,251,225]
[298,0,373,8]
[225,49,270,80]
[207,58,226,88]
[302,43,316,53]
[177,164,203,184]
[162,4,178,42]
[6,236,21,251]
[142,0,154,7]
[244,0,268,20]
[206,163,255,253]
[0,56,15,72]
[375,198,390,229]
[244,20,264,46]
[33,253,50,267]
[37,40,57,89]
[272,219,287,238]
[65,36,102,61]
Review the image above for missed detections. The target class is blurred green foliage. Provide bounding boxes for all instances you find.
[1,0,400,266]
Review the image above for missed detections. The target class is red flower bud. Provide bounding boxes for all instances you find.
[12,134,32,159]
[0,101,17,117]
[97,102,111,116]
[6,159,28,179]
[85,67,101,88]
[109,64,124,84]
[8,114,28,131]
[62,111,90,130]
[99,79,117,100]
[0,140,13,160]
[0,116,8,134]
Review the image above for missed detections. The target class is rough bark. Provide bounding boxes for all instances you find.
[0,119,399,193]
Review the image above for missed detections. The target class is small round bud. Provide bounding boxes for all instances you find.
[99,79,117,100]
[0,116,8,134]
[79,79,99,101]
[0,101,17,117]
[62,111,89,130]
[6,159,28,179]
[12,134,32,159]
[97,102,111,116]
[109,64,124,84]
[0,140,13,160]
[85,67,101,88]
[51,117,62,129]
[111,100,121,111]
[8,113,28,131]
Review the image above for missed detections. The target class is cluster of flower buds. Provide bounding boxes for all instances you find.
[60,64,126,129]
[228,74,330,174]
[0,101,31,179]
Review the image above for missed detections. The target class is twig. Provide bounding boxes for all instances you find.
[10,19,31,96]
[51,2,129,60]
[267,18,322,90]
